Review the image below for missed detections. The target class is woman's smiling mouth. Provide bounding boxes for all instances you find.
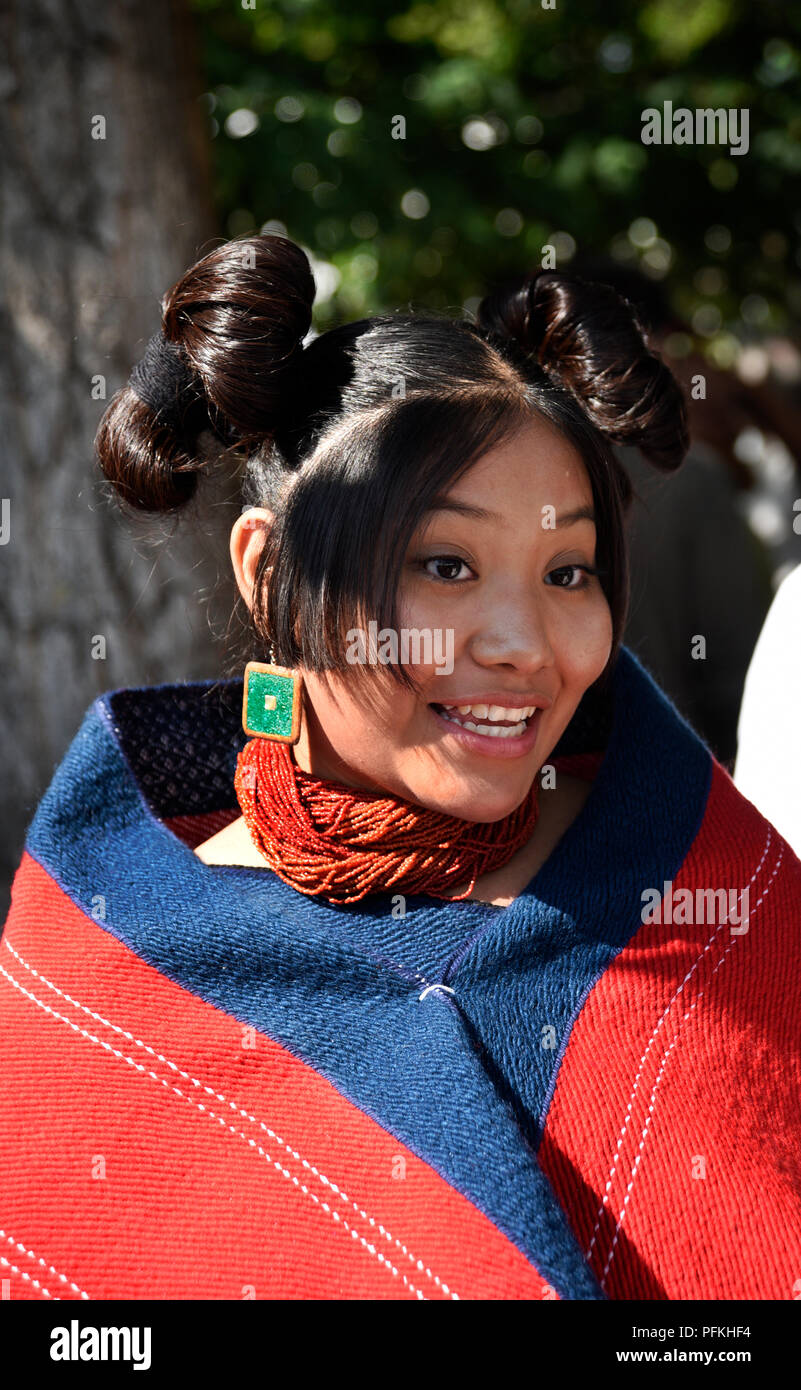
[428,696,550,757]
[437,701,537,736]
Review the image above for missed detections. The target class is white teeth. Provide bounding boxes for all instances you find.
[441,712,528,738]
[441,702,537,721]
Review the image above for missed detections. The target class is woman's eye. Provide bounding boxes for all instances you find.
[547,564,595,589]
[423,555,473,581]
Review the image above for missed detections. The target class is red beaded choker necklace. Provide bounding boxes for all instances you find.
[233,736,540,905]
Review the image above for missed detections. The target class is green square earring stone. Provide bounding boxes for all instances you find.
[245,667,297,739]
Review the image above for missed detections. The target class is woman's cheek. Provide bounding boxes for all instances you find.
[578,591,614,678]
[549,588,612,678]
[398,577,449,631]
[302,671,408,780]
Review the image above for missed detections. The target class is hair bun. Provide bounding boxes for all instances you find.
[476,269,689,472]
[96,234,316,512]
[161,233,315,439]
[127,327,219,443]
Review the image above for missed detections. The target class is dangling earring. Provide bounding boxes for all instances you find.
[242,644,303,744]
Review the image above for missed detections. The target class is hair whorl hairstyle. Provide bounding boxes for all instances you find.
[95,236,690,690]
[476,269,689,470]
[95,235,316,511]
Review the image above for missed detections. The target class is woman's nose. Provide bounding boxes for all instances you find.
[468,597,556,673]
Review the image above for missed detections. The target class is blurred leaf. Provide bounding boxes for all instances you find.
[638,0,734,63]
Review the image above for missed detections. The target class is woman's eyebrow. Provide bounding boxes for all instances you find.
[552,505,596,529]
[425,499,596,528]
[425,498,497,521]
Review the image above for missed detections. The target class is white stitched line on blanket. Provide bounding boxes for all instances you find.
[600,840,784,1289]
[585,825,775,1267]
[1,1253,57,1299]
[0,964,438,1301]
[2,941,457,1301]
[0,1227,90,1300]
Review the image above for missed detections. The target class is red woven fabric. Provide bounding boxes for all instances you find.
[538,760,801,1299]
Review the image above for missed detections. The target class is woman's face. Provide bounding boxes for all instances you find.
[233,414,613,822]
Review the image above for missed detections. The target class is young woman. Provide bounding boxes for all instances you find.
[1,235,799,1303]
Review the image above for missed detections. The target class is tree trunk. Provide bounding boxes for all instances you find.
[0,0,238,914]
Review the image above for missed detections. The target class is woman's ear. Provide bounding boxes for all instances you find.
[230,507,274,610]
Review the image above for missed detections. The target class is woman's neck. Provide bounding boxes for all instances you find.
[193,772,593,907]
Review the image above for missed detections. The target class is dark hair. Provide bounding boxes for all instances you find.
[95,234,689,691]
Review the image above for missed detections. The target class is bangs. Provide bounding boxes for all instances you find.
[258,388,533,687]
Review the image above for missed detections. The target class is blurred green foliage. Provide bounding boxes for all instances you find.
[190,0,801,364]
